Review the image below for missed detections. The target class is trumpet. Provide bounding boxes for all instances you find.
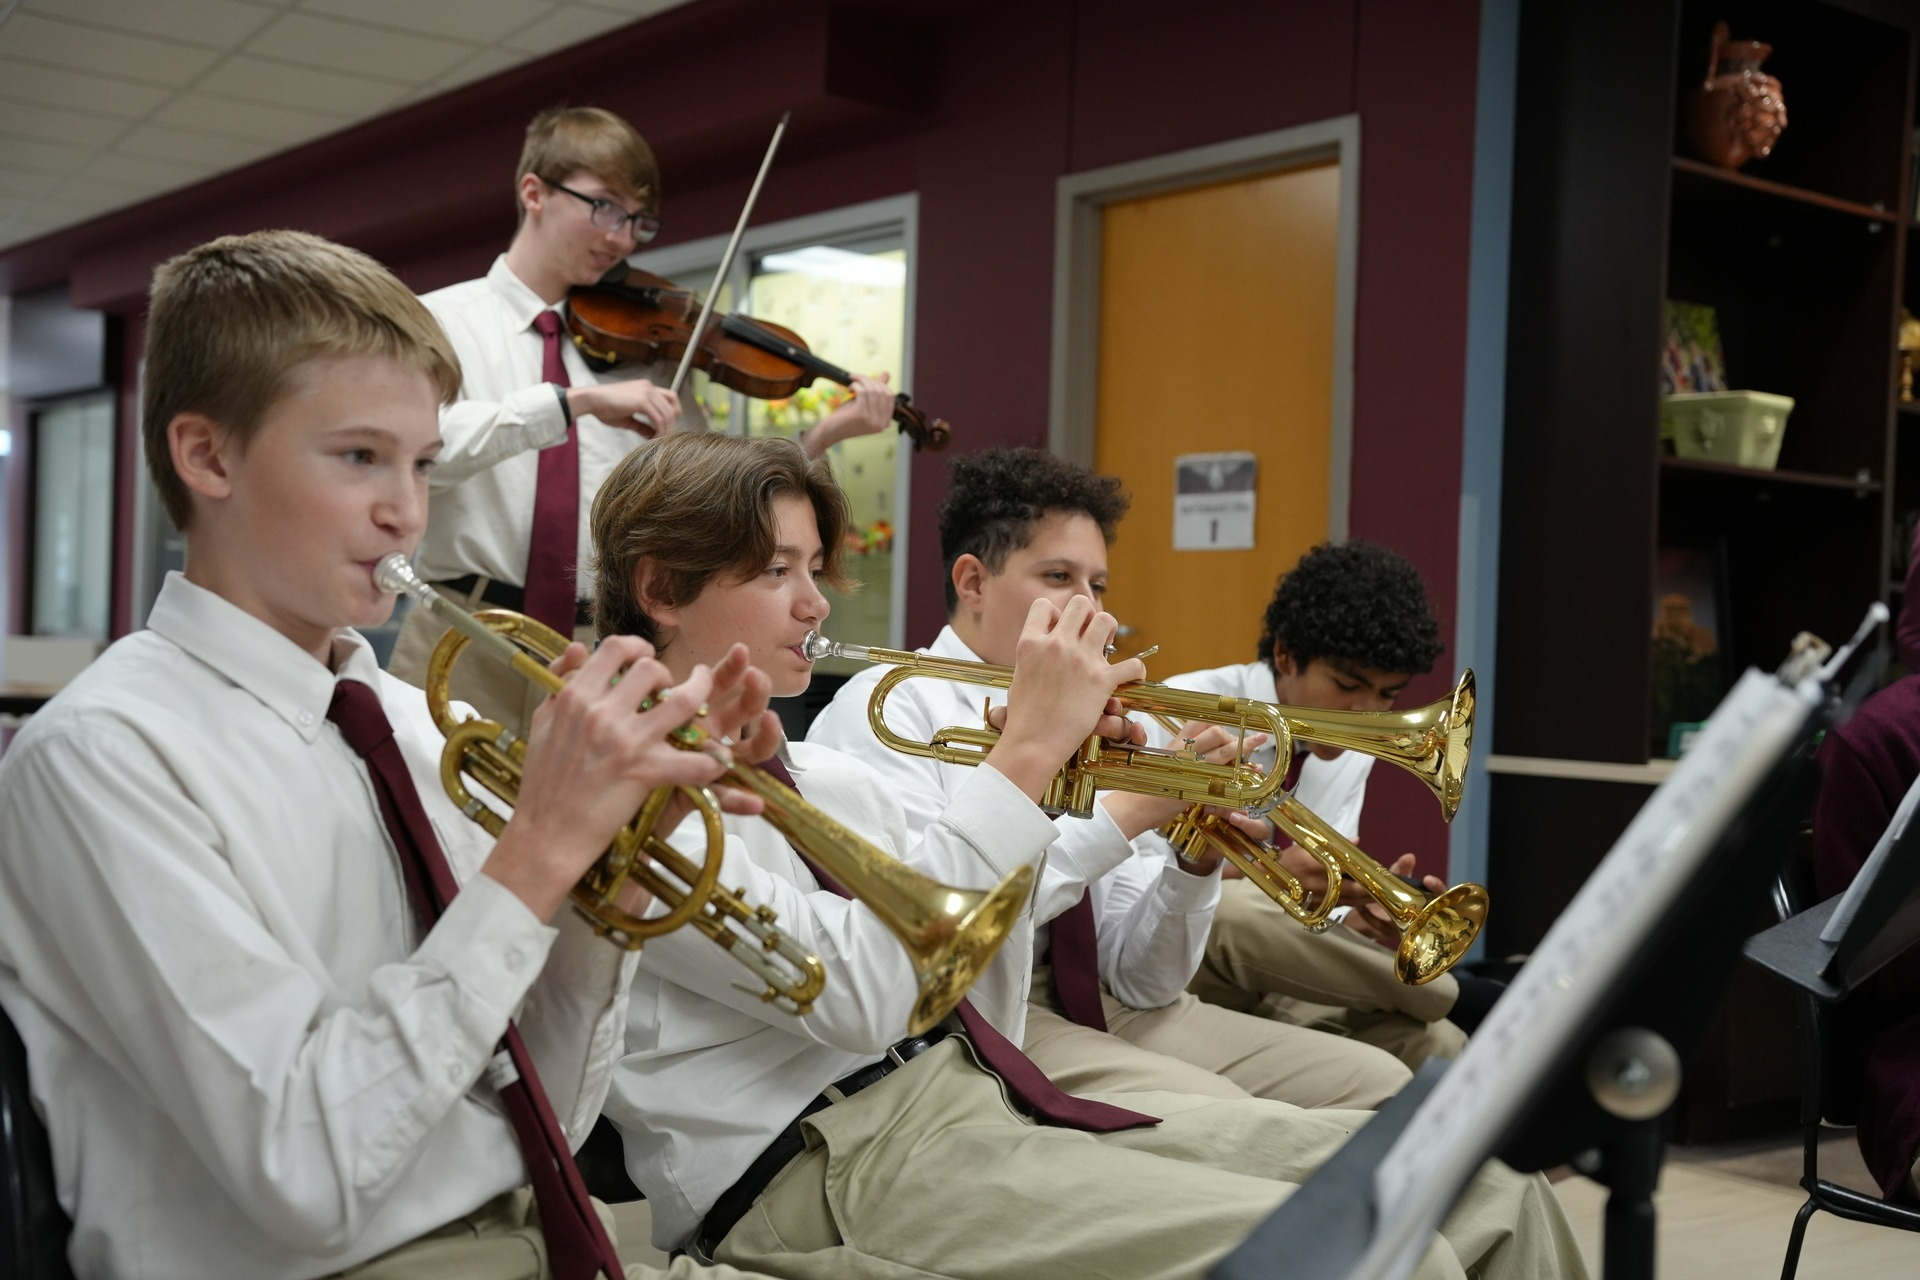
[798,632,1475,820]
[379,557,1031,1034]
[1161,801,1488,984]
[379,554,826,1014]
[801,629,1487,983]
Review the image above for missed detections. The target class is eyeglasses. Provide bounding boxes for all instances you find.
[544,178,661,243]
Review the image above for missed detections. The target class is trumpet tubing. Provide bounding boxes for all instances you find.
[714,762,1034,1035]
[801,632,1475,821]
[806,628,1488,983]
[379,554,827,1016]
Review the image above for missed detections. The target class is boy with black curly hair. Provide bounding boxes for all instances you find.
[810,449,1416,1110]
[1172,540,1477,1068]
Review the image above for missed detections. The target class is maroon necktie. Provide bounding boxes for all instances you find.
[328,680,625,1280]
[755,755,1157,1132]
[525,311,579,637]
[1045,895,1107,1031]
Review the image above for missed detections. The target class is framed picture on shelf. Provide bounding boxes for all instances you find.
[1650,540,1731,759]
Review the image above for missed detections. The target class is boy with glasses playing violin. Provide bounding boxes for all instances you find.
[0,229,782,1280]
[589,432,1586,1280]
[391,105,896,730]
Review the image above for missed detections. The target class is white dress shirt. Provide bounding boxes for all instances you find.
[606,741,1057,1250]
[417,256,705,595]
[805,625,1223,1012]
[1142,659,1375,842]
[0,573,633,1280]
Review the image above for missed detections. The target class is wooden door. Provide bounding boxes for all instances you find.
[1094,161,1340,678]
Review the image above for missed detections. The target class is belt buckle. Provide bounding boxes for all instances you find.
[886,1040,913,1069]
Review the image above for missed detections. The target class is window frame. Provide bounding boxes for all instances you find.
[629,192,919,650]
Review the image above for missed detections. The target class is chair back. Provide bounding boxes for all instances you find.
[1773,855,1863,1128]
[0,1005,75,1280]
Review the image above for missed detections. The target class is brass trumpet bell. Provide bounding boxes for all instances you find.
[714,763,1034,1035]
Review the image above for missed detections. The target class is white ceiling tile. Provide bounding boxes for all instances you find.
[244,11,476,81]
[0,167,61,198]
[152,92,347,146]
[500,3,637,55]
[296,0,556,45]
[116,123,265,168]
[0,57,175,117]
[42,172,155,204]
[18,0,277,50]
[197,54,408,114]
[420,46,524,93]
[0,133,93,175]
[0,12,222,85]
[0,99,128,149]
[81,151,209,189]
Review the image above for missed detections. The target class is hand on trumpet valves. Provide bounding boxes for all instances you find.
[1099,720,1272,843]
[692,643,786,766]
[478,636,749,924]
[985,596,1148,805]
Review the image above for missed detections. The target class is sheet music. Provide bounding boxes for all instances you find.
[1819,768,1920,945]
[1347,668,1818,1280]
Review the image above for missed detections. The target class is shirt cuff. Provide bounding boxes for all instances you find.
[541,900,638,997]
[416,872,560,1021]
[1155,859,1224,913]
[940,764,1063,876]
[508,382,571,450]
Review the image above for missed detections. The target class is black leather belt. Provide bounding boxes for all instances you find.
[692,1028,951,1259]
[437,574,594,629]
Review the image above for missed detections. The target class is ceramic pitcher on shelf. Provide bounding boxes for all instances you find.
[1687,21,1787,170]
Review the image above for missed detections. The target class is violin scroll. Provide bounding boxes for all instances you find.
[890,394,950,452]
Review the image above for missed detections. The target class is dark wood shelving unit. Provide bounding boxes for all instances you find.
[1498,0,1917,1144]
[1660,455,1883,490]
[1672,154,1899,222]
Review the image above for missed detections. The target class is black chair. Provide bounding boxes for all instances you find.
[0,1005,75,1280]
[1770,860,1920,1280]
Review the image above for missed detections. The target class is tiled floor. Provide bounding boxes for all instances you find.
[1552,1134,1920,1278]
[607,1132,1920,1276]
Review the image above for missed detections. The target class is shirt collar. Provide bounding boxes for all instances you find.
[1245,661,1279,704]
[486,254,561,333]
[929,624,984,663]
[145,572,386,743]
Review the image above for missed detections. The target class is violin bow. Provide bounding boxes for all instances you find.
[669,111,791,396]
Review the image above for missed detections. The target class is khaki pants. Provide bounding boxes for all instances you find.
[335,1187,769,1279]
[388,584,597,738]
[714,1038,1589,1280]
[1021,966,1411,1110]
[1191,878,1469,1069]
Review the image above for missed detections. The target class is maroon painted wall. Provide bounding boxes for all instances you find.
[0,0,1482,864]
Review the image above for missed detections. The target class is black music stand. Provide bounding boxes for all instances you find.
[1212,615,1886,1280]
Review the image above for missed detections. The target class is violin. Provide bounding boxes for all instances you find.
[565,265,952,452]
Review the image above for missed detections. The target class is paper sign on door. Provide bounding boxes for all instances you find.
[1173,451,1256,550]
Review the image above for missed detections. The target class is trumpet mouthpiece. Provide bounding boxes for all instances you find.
[373,553,422,597]
[800,631,840,662]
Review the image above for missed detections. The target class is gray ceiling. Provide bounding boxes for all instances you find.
[0,0,694,253]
